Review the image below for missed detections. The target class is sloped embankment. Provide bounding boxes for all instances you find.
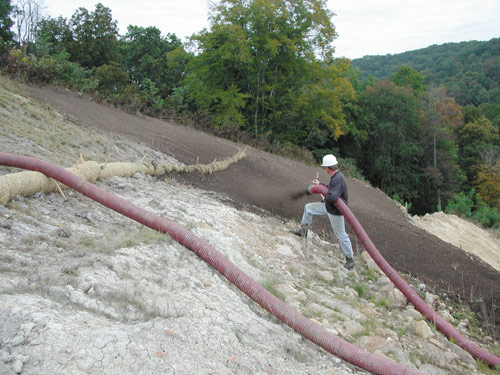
[0,76,497,374]
[412,212,500,272]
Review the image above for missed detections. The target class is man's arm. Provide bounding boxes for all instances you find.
[324,175,342,203]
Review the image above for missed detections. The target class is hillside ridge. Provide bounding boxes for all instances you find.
[24,82,500,315]
[0,76,499,373]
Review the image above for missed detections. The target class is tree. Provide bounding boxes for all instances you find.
[462,104,482,125]
[36,16,72,56]
[351,38,500,108]
[0,0,14,55]
[420,86,464,210]
[66,3,120,68]
[390,65,426,95]
[473,162,500,209]
[355,80,423,206]
[120,26,185,98]
[93,61,130,96]
[457,116,499,183]
[184,0,352,140]
[12,0,44,50]
[293,58,355,149]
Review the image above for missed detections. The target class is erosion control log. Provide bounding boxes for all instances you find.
[309,183,500,368]
[0,152,423,375]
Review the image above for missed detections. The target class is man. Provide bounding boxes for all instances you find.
[292,154,354,270]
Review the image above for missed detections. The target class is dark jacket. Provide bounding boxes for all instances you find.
[323,171,348,216]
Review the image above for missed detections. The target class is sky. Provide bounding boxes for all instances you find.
[40,0,500,59]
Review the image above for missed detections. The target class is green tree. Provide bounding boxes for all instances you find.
[294,58,355,149]
[67,3,120,68]
[184,0,351,140]
[478,101,500,129]
[351,38,500,107]
[457,116,499,182]
[420,86,464,210]
[355,80,423,206]
[462,104,482,125]
[0,0,14,55]
[390,65,426,95]
[36,16,72,56]
[445,189,474,218]
[120,26,185,98]
[93,61,130,96]
[473,162,500,210]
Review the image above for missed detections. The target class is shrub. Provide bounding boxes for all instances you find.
[392,194,412,212]
[2,48,96,92]
[445,190,474,218]
[445,189,499,228]
[472,194,499,228]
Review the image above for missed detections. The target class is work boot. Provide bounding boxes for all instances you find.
[344,257,354,270]
[290,224,309,238]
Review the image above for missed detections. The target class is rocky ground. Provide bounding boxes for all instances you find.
[0,75,499,374]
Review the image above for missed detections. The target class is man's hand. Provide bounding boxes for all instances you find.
[312,179,325,200]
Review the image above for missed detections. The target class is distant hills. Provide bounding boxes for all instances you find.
[351,38,500,107]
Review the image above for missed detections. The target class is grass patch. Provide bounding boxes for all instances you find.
[351,317,377,339]
[353,283,367,298]
[262,275,286,300]
[75,228,172,254]
[475,360,500,374]
[360,268,376,281]
[369,296,390,310]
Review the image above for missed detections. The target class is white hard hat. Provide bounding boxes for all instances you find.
[321,154,338,167]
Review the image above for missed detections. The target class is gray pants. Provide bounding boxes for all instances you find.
[301,201,354,258]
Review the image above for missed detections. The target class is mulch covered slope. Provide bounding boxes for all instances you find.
[27,85,500,333]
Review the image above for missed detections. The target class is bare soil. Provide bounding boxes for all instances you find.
[27,85,500,334]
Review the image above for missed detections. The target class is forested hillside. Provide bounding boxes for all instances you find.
[1,0,499,223]
[351,38,500,107]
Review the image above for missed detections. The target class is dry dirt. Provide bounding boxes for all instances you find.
[26,84,500,333]
[2,77,500,374]
[412,212,500,272]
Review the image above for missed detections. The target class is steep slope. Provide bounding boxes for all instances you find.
[0,76,498,373]
[25,82,500,333]
[412,212,500,272]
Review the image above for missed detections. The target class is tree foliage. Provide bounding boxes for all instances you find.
[390,64,426,95]
[2,1,498,223]
[352,38,500,107]
[0,0,14,55]
[93,61,130,96]
[36,16,71,56]
[184,0,352,142]
[66,3,120,68]
[120,26,185,98]
[355,80,422,203]
[457,116,499,181]
[419,85,464,210]
[473,162,500,210]
[36,3,120,68]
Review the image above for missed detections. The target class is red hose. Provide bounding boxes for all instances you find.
[310,183,500,367]
[0,152,423,375]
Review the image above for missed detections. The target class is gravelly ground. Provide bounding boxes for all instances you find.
[25,80,500,335]
[0,76,498,374]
